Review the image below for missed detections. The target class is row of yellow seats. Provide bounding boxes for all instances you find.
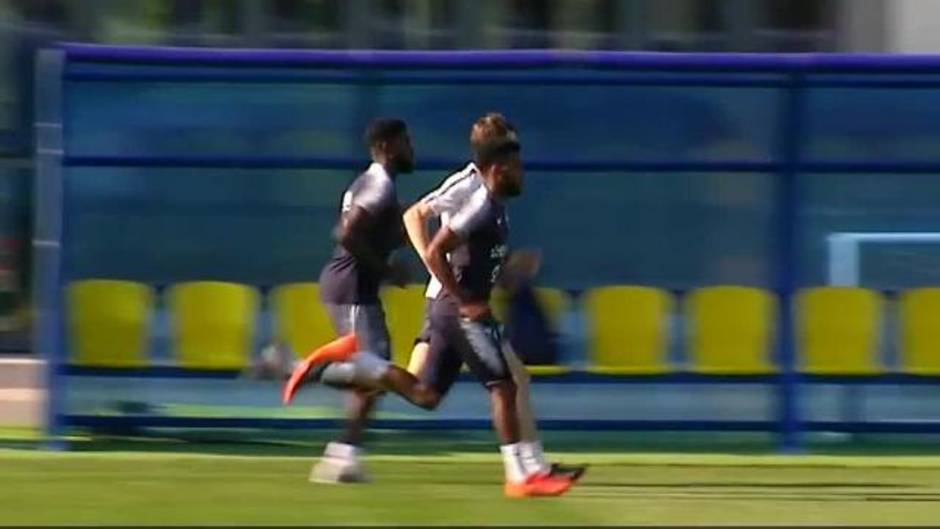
[586,285,940,376]
[67,279,564,370]
[68,280,420,369]
[68,280,940,376]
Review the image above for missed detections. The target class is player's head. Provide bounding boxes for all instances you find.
[470,112,517,158]
[365,118,414,174]
[476,137,522,199]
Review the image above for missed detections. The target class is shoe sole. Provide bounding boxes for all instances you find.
[310,475,370,485]
[504,480,573,498]
[282,359,314,405]
[283,338,358,405]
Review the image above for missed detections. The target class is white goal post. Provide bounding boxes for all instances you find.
[827,232,940,286]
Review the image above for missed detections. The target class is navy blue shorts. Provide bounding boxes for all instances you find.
[421,297,511,396]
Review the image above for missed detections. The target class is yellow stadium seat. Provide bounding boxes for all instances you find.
[270,282,336,359]
[686,286,776,374]
[525,365,571,376]
[381,284,426,367]
[168,281,259,370]
[584,286,672,374]
[797,287,883,375]
[899,288,940,375]
[67,279,154,368]
[533,287,571,328]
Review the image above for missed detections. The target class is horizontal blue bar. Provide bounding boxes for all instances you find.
[61,365,780,384]
[61,156,940,174]
[63,71,940,90]
[62,414,777,432]
[802,161,940,174]
[63,155,415,171]
[60,44,940,73]
[808,79,940,89]
[801,374,940,386]
[62,156,778,173]
[804,421,940,434]
[61,415,940,433]
[60,365,940,386]
[63,71,785,88]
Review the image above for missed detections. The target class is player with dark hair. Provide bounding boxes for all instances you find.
[403,113,585,481]
[283,117,414,483]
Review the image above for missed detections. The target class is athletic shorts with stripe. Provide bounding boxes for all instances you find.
[414,305,432,346]
[422,297,511,396]
[323,303,391,360]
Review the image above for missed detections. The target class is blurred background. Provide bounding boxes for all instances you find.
[4,0,935,353]
[7,0,940,442]
[8,3,940,525]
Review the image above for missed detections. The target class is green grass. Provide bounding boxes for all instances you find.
[4,430,940,525]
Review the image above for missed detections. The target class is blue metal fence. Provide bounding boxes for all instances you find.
[37,44,940,449]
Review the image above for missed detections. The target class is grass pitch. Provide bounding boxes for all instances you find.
[3,430,940,525]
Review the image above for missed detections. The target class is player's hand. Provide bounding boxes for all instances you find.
[459,301,490,321]
[500,248,542,291]
[508,248,542,279]
[386,258,411,288]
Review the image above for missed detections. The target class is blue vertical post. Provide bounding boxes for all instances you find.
[775,67,804,452]
[33,49,67,450]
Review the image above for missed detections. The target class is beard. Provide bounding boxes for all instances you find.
[501,180,522,197]
[394,156,415,174]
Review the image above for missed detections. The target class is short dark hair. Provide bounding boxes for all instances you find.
[474,137,521,170]
[364,118,408,149]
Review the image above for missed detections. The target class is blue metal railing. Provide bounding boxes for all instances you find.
[38,44,940,449]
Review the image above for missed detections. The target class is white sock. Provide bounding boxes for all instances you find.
[520,441,550,475]
[323,442,360,463]
[319,352,390,388]
[351,351,391,382]
[319,362,358,386]
[500,443,529,483]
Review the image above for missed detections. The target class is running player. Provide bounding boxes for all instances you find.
[403,113,585,481]
[285,117,414,484]
[285,137,574,497]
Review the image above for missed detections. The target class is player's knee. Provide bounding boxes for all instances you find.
[489,379,517,402]
[413,385,442,411]
[406,342,429,375]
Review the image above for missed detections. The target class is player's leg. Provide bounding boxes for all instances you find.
[406,310,432,377]
[310,303,389,484]
[287,343,444,411]
[489,379,520,444]
[502,341,587,481]
[501,342,538,443]
[452,316,573,497]
[341,389,379,447]
[286,301,448,411]
[397,306,463,410]
[406,341,430,373]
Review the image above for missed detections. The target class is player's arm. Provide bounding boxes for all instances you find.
[404,171,474,265]
[425,226,469,304]
[428,197,489,320]
[402,201,434,266]
[497,249,542,292]
[335,205,391,277]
